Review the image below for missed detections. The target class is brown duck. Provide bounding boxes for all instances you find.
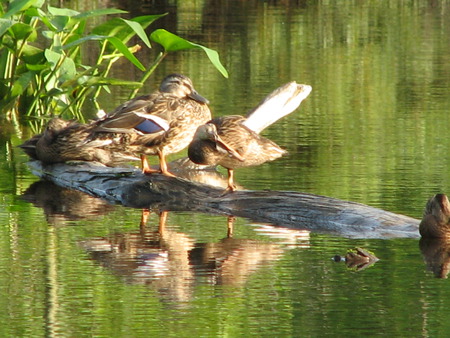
[188,82,312,191]
[21,74,211,176]
[419,194,450,238]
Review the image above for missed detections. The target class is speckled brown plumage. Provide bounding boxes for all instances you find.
[188,116,285,191]
[20,74,211,176]
[188,83,312,191]
[420,194,450,238]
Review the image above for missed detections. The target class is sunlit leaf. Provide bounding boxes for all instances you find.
[59,57,76,80]
[150,29,194,52]
[92,14,165,45]
[150,29,228,78]
[192,44,228,78]
[44,48,61,68]
[47,5,79,17]
[62,34,108,49]
[8,22,36,40]
[83,77,142,87]
[106,36,145,71]
[3,0,40,18]
[0,19,15,37]
[120,18,151,49]
[25,63,47,71]
[50,15,70,32]
[73,8,127,20]
[41,30,53,40]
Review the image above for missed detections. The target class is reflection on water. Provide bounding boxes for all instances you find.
[332,247,379,272]
[80,211,310,305]
[3,0,450,336]
[420,238,450,279]
[21,180,115,225]
[167,157,234,189]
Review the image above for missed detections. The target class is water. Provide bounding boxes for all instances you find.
[2,0,450,336]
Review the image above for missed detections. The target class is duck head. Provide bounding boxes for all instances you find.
[193,123,245,162]
[420,194,450,238]
[159,73,209,104]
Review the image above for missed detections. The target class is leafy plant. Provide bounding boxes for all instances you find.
[0,0,228,129]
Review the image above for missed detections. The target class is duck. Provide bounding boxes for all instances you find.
[21,74,211,176]
[20,118,117,164]
[332,247,379,271]
[419,194,450,238]
[188,81,312,191]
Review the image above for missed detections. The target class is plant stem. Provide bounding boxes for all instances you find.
[128,51,167,99]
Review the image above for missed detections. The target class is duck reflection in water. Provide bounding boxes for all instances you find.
[21,180,115,225]
[332,247,379,272]
[419,193,450,278]
[80,211,309,305]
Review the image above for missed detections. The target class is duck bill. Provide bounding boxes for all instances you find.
[189,90,210,104]
[215,135,245,162]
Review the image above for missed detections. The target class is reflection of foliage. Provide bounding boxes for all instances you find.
[0,0,227,128]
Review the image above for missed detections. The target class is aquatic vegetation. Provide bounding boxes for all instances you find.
[0,0,227,130]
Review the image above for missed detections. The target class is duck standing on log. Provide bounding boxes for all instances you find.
[188,81,312,192]
[20,74,211,177]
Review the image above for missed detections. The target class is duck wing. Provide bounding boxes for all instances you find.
[94,93,172,134]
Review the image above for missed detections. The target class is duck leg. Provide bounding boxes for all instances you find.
[158,210,168,235]
[141,154,159,174]
[226,168,237,192]
[157,149,175,177]
[227,216,235,237]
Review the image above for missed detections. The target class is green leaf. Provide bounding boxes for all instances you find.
[0,19,15,37]
[41,30,53,40]
[44,48,61,68]
[47,5,79,17]
[0,46,9,77]
[150,29,194,52]
[62,34,108,50]
[83,76,142,87]
[59,56,76,80]
[20,44,44,64]
[106,36,145,71]
[73,8,128,20]
[150,29,229,78]
[3,0,39,18]
[9,22,36,41]
[10,71,33,97]
[120,18,151,49]
[25,63,47,71]
[92,14,165,45]
[50,15,70,32]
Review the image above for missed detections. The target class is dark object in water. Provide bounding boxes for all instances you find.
[333,247,379,271]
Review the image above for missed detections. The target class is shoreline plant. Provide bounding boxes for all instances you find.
[0,0,227,131]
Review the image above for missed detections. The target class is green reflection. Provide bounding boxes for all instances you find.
[2,0,450,337]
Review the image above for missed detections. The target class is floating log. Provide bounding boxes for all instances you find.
[27,160,420,239]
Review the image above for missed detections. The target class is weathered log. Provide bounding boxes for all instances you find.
[26,160,420,239]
